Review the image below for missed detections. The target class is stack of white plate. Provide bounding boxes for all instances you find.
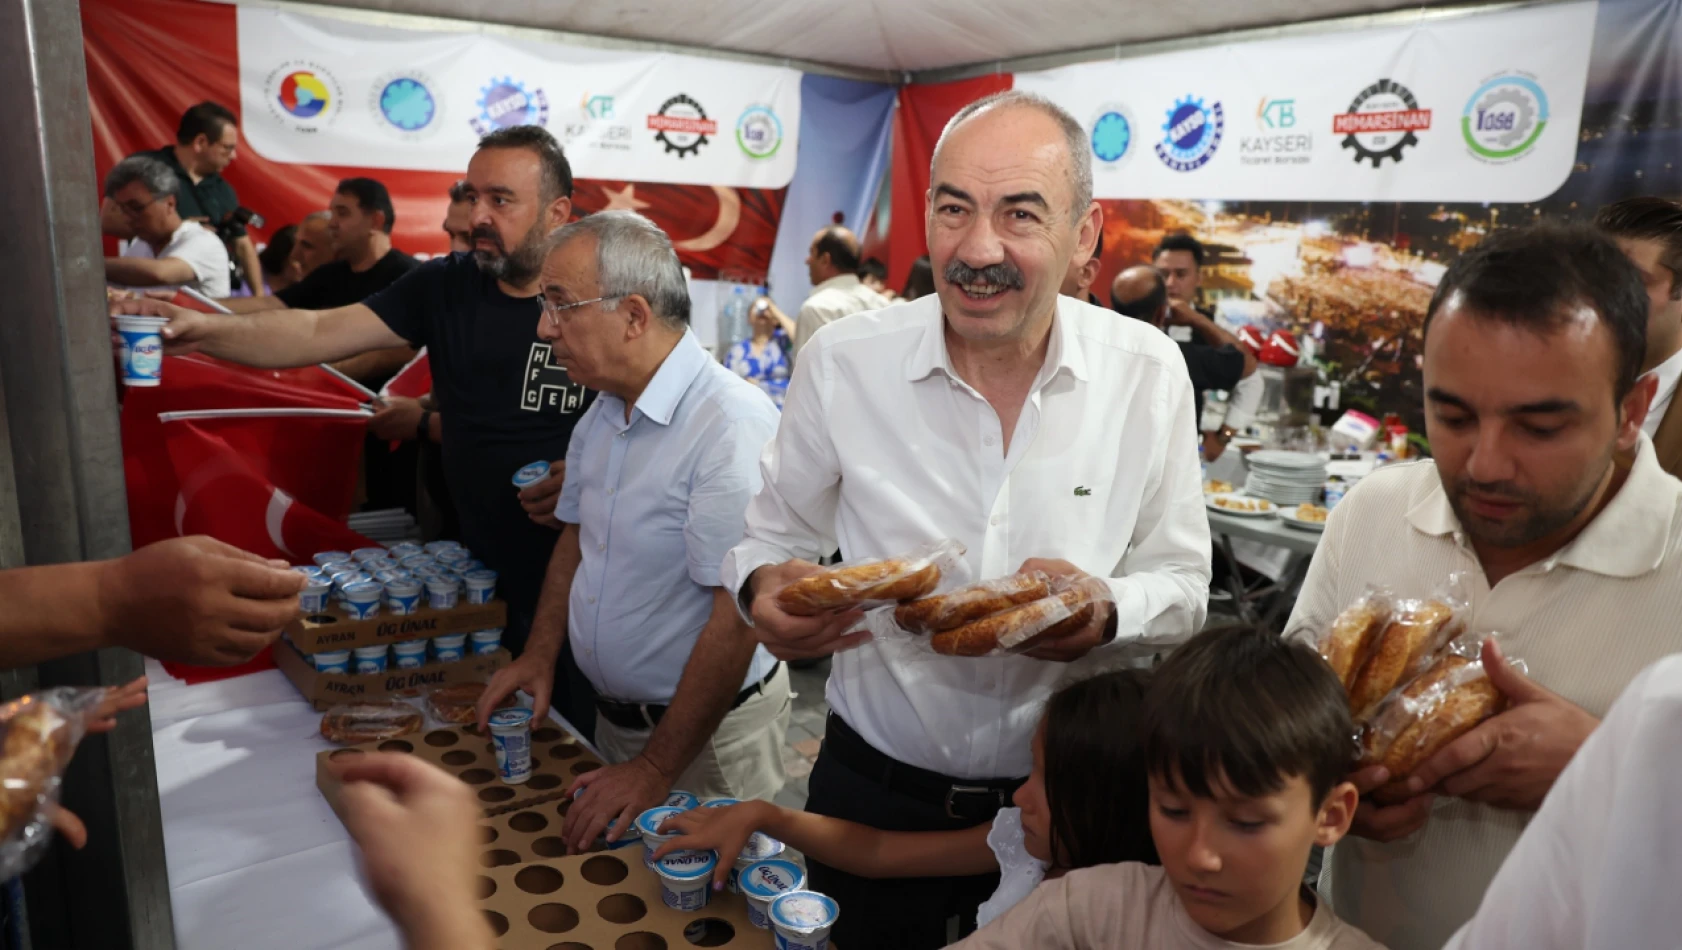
[1244,451,1327,505]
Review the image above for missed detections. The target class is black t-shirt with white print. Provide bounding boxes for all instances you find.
[365,252,593,617]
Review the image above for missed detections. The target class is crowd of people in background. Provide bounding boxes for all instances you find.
[92,85,1682,950]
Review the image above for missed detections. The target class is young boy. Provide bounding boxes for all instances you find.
[955,626,1385,949]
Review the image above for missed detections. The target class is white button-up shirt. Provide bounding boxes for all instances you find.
[557,331,781,703]
[792,274,889,356]
[722,294,1211,779]
[1640,345,1682,438]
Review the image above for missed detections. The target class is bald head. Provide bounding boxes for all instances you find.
[933,91,1092,217]
[1111,266,1168,326]
[807,225,860,284]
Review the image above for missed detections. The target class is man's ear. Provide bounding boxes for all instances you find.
[1621,372,1659,450]
[621,294,654,340]
[1314,781,1359,848]
[546,195,574,232]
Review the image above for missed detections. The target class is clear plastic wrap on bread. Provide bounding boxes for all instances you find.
[874,573,1114,657]
[0,688,108,879]
[775,539,968,616]
[422,682,519,726]
[1345,576,1469,723]
[1357,634,1520,804]
[320,701,424,744]
[893,572,1053,635]
[1292,587,1394,692]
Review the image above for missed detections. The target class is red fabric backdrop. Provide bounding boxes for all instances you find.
[81,0,786,278]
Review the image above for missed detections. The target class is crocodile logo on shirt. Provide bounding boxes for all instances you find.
[521,343,588,414]
[1074,486,1092,497]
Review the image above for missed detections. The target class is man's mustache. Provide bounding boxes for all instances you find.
[470,226,505,254]
[944,259,1024,290]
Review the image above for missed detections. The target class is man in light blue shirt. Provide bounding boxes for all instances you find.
[479,210,787,853]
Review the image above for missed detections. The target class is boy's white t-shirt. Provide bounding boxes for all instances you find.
[119,221,230,297]
[955,861,1387,950]
[976,807,1049,928]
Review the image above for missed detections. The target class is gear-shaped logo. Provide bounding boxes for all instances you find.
[647,94,718,158]
[1462,73,1550,163]
[471,77,549,137]
[1089,103,1135,166]
[1155,95,1224,172]
[1332,79,1432,168]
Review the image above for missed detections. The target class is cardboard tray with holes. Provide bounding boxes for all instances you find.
[319,725,794,947]
[287,599,508,654]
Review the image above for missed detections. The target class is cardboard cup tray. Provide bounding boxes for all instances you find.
[277,637,512,710]
[316,721,604,819]
[286,599,507,654]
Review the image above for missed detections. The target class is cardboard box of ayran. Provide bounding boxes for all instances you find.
[286,600,506,654]
[275,637,510,710]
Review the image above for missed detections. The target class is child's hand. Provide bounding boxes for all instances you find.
[652,801,771,890]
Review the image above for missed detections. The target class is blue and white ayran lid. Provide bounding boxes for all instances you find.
[635,806,684,839]
[770,891,840,932]
[663,790,699,810]
[487,707,533,729]
[701,797,740,809]
[738,832,784,863]
[655,849,717,882]
[512,461,551,487]
[342,581,382,601]
[463,569,498,585]
[739,859,804,901]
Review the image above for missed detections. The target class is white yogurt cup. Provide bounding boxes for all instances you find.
[740,859,805,930]
[730,832,786,894]
[769,891,840,950]
[435,548,471,567]
[701,797,740,809]
[664,790,700,810]
[362,556,398,573]
[635,806,686,869]
[312,649,351,674]
[488,706,533,783]
[313,551,353,568]
[399,554,435,571]
[654,850,717,912]
[511,461,551,489]
[351,547,387,564]
[330,570,371,598]
[455,559,486,573]
[387,542,423,559]
[391,639,428,670]
[431,633,466,663]
[342,581,383,620]
[422,540,463,555]
[462,569,498,604]
[372,569,412,586]
[115,316,168,387]
[383,578,422,615]
[470,629,504,655]
[352,645,389,674]
[424,577,459,610]
[299,576,332,614]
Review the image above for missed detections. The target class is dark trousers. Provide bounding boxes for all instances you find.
[804,728,1018,949]
[361,434,418,514]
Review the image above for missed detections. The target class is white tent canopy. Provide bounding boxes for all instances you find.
[250,0,1458,75]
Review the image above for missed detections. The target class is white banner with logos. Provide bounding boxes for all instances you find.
[235,8,801,189]
[1014,1,1597,203]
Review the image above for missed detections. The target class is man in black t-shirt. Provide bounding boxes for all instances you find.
[1111,265,1253,422]
[111,125,599,733]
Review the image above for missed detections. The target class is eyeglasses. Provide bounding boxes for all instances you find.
[540,295,620,326]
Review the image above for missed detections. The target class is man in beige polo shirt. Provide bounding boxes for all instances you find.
[1288,223,1682,950]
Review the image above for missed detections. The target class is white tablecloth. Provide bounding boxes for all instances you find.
[147,659,592,950]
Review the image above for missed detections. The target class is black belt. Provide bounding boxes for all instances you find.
[822,712,1024,822]
[595,662,781,730]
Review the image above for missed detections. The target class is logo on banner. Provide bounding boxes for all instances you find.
[1333,79,1431,168]
[648,94,717,158]
[1462,73,1549,164]
[471,77,550,136]
[564,92,632,152]
[370,73,441,139]
[736,106,784,159]
[265,63,342,132]
[1089,104,1134,167]
[1156,96,1224,172]
[1240,97,1312,166]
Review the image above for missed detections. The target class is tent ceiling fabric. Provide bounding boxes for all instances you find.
[290,0,1455,73]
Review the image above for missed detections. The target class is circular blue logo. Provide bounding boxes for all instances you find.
[1156,96,1225,172]
[379,78,436,132]
[472,77,549,136]
[1091,110,1132,163]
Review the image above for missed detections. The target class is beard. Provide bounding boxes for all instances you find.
[471,218,547,286]
[1443,452,1613,549]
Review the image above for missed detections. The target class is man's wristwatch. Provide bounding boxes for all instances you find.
[415,409,433,442]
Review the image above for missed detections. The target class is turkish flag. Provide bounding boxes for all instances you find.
[381,348,431,400]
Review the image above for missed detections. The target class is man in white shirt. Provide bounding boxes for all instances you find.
[478,210,788,853]
[763,225,887,356]
[1286,223,1682,950]
[1444,652,1682,950]
[721,91,1210,948]
[1595,196,1682,475]
[102,156,230,298]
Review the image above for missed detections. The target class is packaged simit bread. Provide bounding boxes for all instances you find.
[775,539,966,616]
[0,687,109,879]
[893,572,1053,635]
[1359,638,1516,804]
[1306,589,1393,691]
[319,701,423,744]
[1346,595,1465,722]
